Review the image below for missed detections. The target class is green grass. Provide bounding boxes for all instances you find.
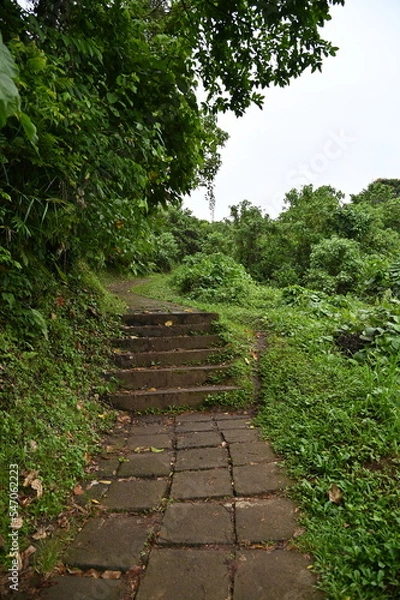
[136,274,400,599]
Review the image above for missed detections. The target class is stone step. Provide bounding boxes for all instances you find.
[113,348,224,368]
[121,322,215,337]
[114,334,222,353]
[122,311,219,326]
[107,364,232,389]
[108,385,240,411]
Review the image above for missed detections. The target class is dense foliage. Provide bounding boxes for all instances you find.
[163,180,400,299]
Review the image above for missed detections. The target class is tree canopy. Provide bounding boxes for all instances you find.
[0,0,345,317]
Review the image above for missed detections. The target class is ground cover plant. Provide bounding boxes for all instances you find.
[136,271,400,599]
[0,266,120,577]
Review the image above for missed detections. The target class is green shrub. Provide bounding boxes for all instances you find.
[306,236,363,294]
[172,252,255,305]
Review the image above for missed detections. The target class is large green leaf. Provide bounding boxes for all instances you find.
[0,32,21,128]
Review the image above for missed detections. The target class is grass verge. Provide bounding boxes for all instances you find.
[0,265,120,580]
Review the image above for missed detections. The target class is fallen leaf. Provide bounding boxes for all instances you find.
[134,447,150,453]
[23,470,39,487]
[83,568,101,578]
[117,414,131,424]
[91,499,100,504]
[164,320,173,327]
[150,447,164,453]
[76,400,84,410]
[99,480,112,485]
[73,484,84,496]
[293,527,306,539]
[31,478,43,498]
[21,546,36,570]
[244,358,250,365]
[101,570,122,580]
[328,484,343,504]
[57,515,70,529]
[29,440,38,452]
[32,528,47,540]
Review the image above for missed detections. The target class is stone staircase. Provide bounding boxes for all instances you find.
[108,310,240,411]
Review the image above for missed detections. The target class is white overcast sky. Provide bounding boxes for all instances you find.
[184,0,400,221]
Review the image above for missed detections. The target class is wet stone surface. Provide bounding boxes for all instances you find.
[38,410,322,600]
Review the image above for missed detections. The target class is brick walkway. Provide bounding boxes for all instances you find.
[39,411,323,599]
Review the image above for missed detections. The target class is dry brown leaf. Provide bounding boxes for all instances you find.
[293,527,306,539]
[31,478,43,498]
[57,515,70,529]
[83,568,101,578]
[73,484,84,496]
[21,546,36,570]
[328,484,343,504]
[91,499,100,504]
[99,480,112,485]
[23,470,39,487]
[164,320,173,327]
[31,528,47,540]
[134,446,150,453]
[117,414,131,424]
[101,570,122,580]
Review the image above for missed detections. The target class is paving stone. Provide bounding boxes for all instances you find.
[135,548,230,600]
[215,412,252,420]
[96,457,121,477]
[39,576,123,600]
[66,515,150,571]
[126,433,173,451]
[216,418,254,430]
[235,498,298,542]
[222,429,261,443]
[130,424,174,436]
[133,415,174,428]
[175,447,229,471]
[233,463,293,496]
[230,442,277,466]
[233,551,324,600]
[176,431,222,449]
[176,412,215,422]
[102,434,127,451]
[175,420,217,433]
[159,503,234,545]
[118,451,173,477]
[104,479,168,511]
[171,468,233,500]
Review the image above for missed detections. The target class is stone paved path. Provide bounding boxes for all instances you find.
[39,410,324,599]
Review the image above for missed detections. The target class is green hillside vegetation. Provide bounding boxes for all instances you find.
[132,180,400,599]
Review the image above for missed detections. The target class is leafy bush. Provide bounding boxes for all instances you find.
[306,236,363,294]
[172,252,255,304]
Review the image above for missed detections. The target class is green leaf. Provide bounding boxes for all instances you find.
[0,33,21,128]
[18,111,38,147]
